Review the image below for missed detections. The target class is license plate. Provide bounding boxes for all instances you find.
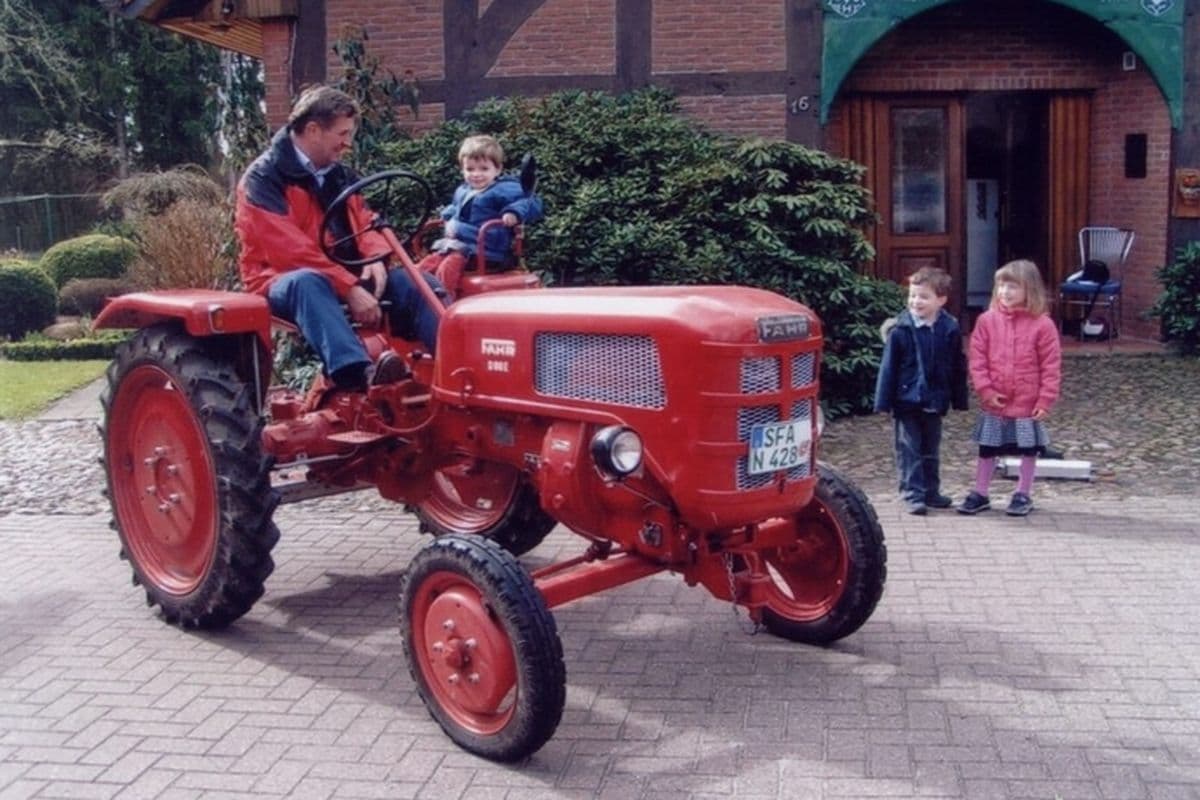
[747,419,811,475]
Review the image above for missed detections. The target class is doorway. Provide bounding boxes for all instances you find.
[964,93,1049,314]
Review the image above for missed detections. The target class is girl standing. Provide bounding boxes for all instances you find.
[958,260,1062,516]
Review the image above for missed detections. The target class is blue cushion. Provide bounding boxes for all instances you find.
[1060,279,1121,296]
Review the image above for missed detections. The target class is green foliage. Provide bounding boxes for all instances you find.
[1149,241,1200,354]
[59,277,138,317]
[40,234,137,288]
[0,330,130,361]
[0,259,57,340]
[370,89,898,415]
[332,26,421,164]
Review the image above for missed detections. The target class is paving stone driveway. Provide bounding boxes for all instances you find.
[1,354,1198,799]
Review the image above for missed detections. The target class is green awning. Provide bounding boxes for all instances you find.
[821,0,1184,128]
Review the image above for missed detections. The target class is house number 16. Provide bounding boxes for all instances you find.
[789,96,812,115]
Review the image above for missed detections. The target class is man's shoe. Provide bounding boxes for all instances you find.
[1005,492,1033,516]
[925,493,954,509]
[957,491,990,515]
[368,351,410,386]
[905,500,928,516]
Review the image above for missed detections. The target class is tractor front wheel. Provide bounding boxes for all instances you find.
[751,462,886,644]
[101,324,279,629]
[399,534,565,762]
[416,460,555,556]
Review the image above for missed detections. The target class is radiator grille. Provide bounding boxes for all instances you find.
[792,353,816,387]
[534,332,666,409]
[740,357,781,394]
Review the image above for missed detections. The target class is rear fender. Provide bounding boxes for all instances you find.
[94,290,272,352]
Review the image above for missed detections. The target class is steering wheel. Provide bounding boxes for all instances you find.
[320,169,435,268]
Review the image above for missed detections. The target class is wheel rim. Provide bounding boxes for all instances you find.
[107,364,218,597]
[420,460,520,534]
[752,500,850,621]
[410,569,519,735]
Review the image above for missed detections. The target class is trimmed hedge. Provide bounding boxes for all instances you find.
[40,234,137,289]
[0,331,131,361]
[0,260,58,341]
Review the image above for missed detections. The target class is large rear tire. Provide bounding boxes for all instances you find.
[753,462,886,644]
[415,460,555,556]
[101,324,279,629]
[399,534,565,762]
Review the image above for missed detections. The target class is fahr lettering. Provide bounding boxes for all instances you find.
[481,338,517,357]
[757,315,809,342]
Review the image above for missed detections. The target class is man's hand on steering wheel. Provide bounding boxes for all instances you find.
[361,260,389,299]
[346,281,382,328]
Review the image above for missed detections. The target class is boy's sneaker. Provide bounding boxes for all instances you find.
[905,500,928,516]
[957,492,990,515]
[1005,492,1033,516]
[925,493,954,509]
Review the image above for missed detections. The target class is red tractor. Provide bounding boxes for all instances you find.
[95,168,886,762]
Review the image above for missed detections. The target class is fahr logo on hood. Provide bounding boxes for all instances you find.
[757,314,809,343]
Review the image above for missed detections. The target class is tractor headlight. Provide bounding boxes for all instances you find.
[590,425,644,478]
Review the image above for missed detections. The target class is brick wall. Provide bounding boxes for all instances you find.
[489,0,615,77]
[1090,67,1171,339]
[651,0,784,74]
[325,1,444,80]
[261,20,295,128]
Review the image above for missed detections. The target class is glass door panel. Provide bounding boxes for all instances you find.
[891,107,947,234]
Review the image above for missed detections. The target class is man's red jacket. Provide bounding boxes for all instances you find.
[235,128,389,299]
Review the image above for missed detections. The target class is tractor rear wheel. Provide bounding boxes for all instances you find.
[101,324,279,629]
[753,462,886,644]
[416,460,555,556]
[399,534,565,762]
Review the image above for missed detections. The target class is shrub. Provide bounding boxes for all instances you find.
[1149,240,1200,354]
[0,260,58,341]
[100,166,226,219]
[0,330,131,361]
[372,89,899,415]
[40,234,137,288]
[126,198,238,290]
[59,277,140,317]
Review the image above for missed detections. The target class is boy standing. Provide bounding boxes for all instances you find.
[874,267,969,514]
[420,134,543,300]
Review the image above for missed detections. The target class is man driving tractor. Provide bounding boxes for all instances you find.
[234,84,445,390]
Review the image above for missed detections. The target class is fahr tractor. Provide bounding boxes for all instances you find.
[94,167,887,762]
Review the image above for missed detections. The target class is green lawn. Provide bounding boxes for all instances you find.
[0,360,110,420]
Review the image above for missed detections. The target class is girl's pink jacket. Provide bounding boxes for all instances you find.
[968,306,1062,418]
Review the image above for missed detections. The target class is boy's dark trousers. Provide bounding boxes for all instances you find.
[893,410,944,505]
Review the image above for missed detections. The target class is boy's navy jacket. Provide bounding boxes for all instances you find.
[442,175,543,263]
[873,308,969,415]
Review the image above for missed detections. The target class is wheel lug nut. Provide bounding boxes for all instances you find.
[431,642,444,653]
[166,465,179,476]
[468,673,480,684]
[442,619,455,631]
[143,457,156,466]
[145,486,156,495]
[447,674,459,684]
[168,493,181,505]
[154,446,167,456]
[464,638,477,650]
[157,503,170,513]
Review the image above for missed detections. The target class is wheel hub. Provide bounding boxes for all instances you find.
[422,588,516,714]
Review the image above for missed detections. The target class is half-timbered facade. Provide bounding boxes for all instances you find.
[104,0,1200,339]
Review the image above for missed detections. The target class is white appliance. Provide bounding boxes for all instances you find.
[965,178,999,309]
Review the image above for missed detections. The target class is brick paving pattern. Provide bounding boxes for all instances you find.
[2,352,1198,799]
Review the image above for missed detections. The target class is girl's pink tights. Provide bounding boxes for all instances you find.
[975,455,1036,496]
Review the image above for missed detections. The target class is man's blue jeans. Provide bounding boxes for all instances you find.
[893,410,943,505]
[267,268,444,383]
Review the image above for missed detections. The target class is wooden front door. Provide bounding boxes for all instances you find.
[875,98,965,313]
[841,95,966,314]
